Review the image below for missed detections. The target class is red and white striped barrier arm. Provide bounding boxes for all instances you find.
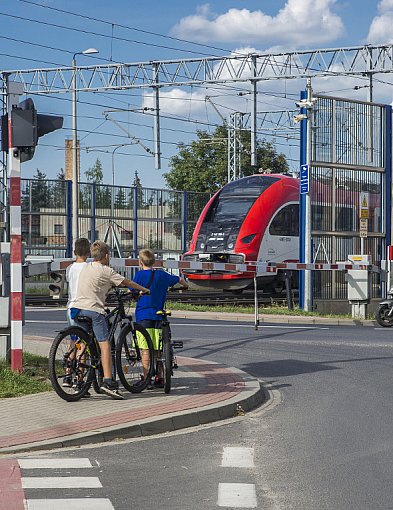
[45,257,381,275]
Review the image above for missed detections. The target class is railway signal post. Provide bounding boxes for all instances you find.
[1,83,63,371]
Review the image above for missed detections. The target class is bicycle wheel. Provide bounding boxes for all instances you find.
[48,327,97,402]
[116,323,154,393]
[162,326,172,394]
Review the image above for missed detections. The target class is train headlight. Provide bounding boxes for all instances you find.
[228,242,234,249]
[200,243,205,249]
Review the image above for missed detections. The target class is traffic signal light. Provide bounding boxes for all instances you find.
[1,98,63,162]
[49,271,65,299]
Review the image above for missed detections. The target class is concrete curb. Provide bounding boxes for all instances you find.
[171,310,377,327]
[0,366,266,455]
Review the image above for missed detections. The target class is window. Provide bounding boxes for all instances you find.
[54,224,64,235]
[269,204,299,236]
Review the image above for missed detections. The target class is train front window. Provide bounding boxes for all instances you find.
[220,175,279,196]
[208,197,255,222]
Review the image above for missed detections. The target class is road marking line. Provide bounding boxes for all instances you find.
[19,458,92,469]
[26,320,66,324]
[173,323,329,330]
[26,499,114,510]
[22,477,102,489]
[221,447,254,468]
[27,308,67,312]
[217,483,257,508]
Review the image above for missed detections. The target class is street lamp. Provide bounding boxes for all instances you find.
[72,47,99,246]
[111,144,129,187]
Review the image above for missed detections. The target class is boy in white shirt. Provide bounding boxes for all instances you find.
[62,238,91,390]
[66,237,91,327]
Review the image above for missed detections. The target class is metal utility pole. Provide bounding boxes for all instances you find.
[304,78,314,311]
[250,55,258,167]
[152,63,161,170]
[71,48,99,247]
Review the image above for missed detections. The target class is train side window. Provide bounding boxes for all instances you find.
[269,204,299,236]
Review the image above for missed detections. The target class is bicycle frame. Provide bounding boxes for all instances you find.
[78,290,136,380]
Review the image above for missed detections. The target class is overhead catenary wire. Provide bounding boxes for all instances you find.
[17,0,243,56]
[0,10,232,59]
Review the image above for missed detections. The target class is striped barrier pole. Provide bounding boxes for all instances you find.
[7,82,24,372]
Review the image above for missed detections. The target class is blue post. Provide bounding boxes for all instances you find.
[133,186,138,258]
[66,180,73,257]
[384,105,392,295]
[91,182,96,242]
[385,105,392,248]
[298,90,307,309]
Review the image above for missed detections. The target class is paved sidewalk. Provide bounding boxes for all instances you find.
[1,310,375,455]
[0,354,264,455]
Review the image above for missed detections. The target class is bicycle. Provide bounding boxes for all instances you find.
[48,288,155,402]
[154,289,184,394]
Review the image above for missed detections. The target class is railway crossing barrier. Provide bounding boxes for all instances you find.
[27,255,385,322]
[0,254,384,366]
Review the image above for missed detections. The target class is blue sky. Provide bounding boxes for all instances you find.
[0,0,392,188]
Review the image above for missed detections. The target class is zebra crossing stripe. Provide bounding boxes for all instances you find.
[221,447,255,468]
[19,458,92,469]
[217,483,257,508]
[22,477,102,489]
[25,499,115,510]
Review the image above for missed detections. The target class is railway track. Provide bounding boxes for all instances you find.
[25,290,297,308]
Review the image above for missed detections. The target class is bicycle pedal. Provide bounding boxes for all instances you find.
[172,341,183,349]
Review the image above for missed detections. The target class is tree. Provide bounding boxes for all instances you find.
[83,158,110,210]
[51,168,66,209]
[114,188,127,209]
[164,125,289,193]
[31,169,50,210]
[85,158,103,183]
[132,170,145,209]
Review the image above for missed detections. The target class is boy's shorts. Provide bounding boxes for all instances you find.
[66,308,77,327]
[77,310,109,342]
[137,319,162,350]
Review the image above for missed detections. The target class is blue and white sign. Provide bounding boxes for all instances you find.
[300,164,309,194]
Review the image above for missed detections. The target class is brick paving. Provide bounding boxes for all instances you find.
[0,355,261,453]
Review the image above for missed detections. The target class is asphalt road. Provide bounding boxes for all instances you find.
[21,308,393,509]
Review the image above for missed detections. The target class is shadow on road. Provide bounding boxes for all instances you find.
[243,355,393,378]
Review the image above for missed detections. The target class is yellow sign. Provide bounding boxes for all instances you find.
[360,192,369,219]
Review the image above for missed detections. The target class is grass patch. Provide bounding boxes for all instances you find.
[0,352,51,398]
[167,301,352,319]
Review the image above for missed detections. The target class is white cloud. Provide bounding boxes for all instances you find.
[143,88,208,117]
[378,0,393,12]
[367,0,393,43]
[170,0,344,47]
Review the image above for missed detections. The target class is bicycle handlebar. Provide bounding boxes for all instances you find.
[107,288,141,305]
[168,285,188,292]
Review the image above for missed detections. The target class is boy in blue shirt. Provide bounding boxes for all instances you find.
[133,248,188,387]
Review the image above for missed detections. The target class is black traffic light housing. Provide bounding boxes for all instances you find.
[49,271,65,299]
[1,98,63,162]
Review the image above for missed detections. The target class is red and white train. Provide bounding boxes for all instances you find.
[183,172,381,292]
[183,173,300,292]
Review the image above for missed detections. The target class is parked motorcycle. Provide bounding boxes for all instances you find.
[375,288,393,327]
